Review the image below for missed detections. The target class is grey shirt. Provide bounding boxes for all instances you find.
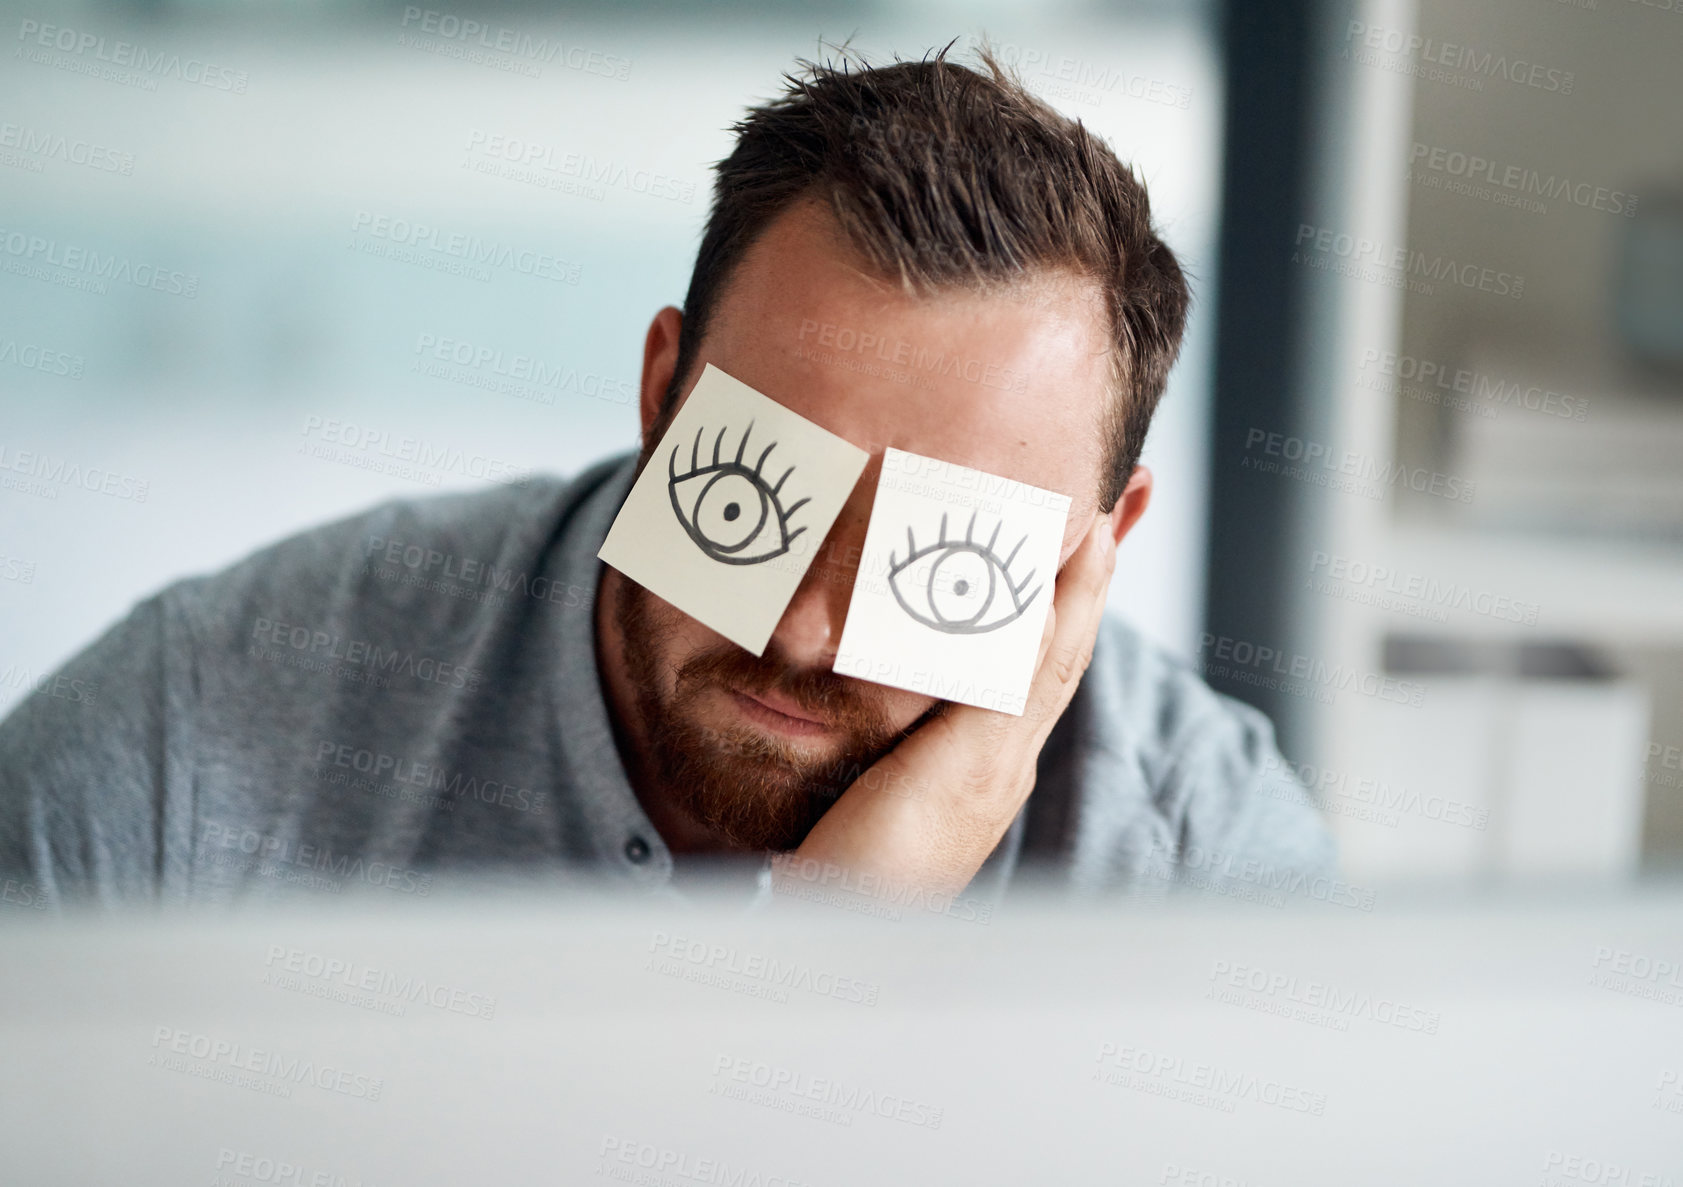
[0,451,1337,911]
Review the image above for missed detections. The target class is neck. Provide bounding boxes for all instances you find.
[593,564,737,855]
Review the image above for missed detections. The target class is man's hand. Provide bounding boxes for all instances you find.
[779,512,1117,901]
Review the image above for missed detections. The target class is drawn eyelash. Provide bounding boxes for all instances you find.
[666,421,810,565]
[886,509,1041,635]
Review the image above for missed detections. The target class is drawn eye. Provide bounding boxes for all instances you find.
[667,422,811,565]
[886,510,1042,635]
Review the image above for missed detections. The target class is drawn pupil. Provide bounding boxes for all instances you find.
[695,471,767,551]
[927,548,995,628]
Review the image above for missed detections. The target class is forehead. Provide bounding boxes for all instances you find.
[692,201,1116,533]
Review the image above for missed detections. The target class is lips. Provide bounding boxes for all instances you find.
[731,685,831,731]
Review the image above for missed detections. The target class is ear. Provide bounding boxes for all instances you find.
[639,305,684,443]
[1108,465,1153,547]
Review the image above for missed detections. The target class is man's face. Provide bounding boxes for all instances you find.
[613,199,1117,851]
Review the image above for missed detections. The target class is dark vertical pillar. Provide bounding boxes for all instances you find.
[1203,0,1317,740]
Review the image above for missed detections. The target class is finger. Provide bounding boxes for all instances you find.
[1024,513,1114,729]
[1034,582,1059,672]
[1045,514,1112,685]
[925,513,1109,749]
[1032,512,1105,671]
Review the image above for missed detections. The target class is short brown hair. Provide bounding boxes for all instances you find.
[666,43,1190,512]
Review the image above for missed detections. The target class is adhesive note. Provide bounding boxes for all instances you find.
[834,447,1071,715]
[598,363,870,656]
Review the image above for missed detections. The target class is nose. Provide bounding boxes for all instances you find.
[765,459,878,668]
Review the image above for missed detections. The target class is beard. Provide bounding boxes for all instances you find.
[613,576,923,852]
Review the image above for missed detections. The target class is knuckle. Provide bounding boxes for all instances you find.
[956,767,995,800]
[1051,644,1083,685]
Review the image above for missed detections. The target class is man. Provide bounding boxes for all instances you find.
[0,50,1333,910]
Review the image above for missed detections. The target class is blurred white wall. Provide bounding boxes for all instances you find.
[0,0,1222,716]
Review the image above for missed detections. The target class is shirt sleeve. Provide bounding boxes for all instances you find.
[0,591,191,909]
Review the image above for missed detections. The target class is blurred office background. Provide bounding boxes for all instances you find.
[1206,0,1683,889]
[0,0,1220,703]
[1,0,1679,887]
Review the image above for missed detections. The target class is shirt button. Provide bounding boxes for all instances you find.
[624,836,651,864]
